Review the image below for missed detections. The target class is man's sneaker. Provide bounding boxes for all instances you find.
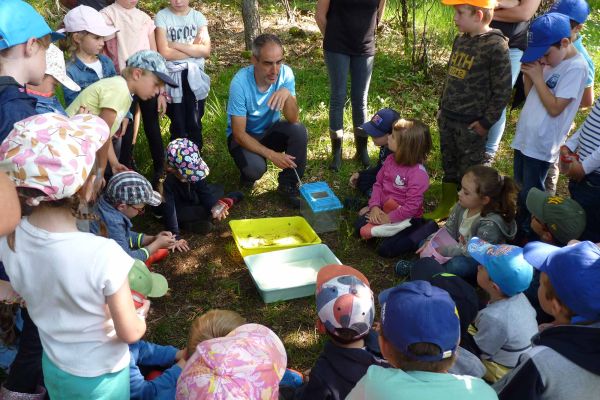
[277,184,301,209]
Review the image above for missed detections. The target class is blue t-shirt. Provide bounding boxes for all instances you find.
[573,35,595,88]
[226,64,296,136]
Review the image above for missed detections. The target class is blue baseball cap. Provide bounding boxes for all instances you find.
[549,0,590,24]
[379,281,460,361]
[468,237,533,297]
[360,108,400,138]
[521,13,572,63]
[523,240,600,322]
[0,0,64,50]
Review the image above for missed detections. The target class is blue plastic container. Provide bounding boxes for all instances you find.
[243,244,342,303]
[299,182,343,233]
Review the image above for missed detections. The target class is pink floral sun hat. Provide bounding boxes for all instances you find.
[176,323,287,400]
[0,113,109,205]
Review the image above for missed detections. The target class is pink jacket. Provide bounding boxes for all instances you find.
[368,155,429,223]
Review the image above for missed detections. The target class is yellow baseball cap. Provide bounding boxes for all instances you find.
[442,0,497,9]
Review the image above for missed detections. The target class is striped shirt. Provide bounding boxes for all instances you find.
[566,97,600,175]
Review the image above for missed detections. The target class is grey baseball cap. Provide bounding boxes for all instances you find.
[126,50,177,87]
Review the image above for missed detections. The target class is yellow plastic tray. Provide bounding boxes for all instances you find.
[229,216,321,257]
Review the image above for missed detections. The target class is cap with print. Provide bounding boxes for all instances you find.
[526,188,586,244]
[521,13,572,63]
[46,44,80,92]
[166,138,209,183]
[379,280,460,361]
[360,108,400,138]
[60,5,119,37]
[468,237,533,296]
[315,264,374,340]
[0,113,109,205]
[104,171,162,207]
[126,50,178,87]
[549,0,590,24]
[523,240,600,322]
[0,0,64,50]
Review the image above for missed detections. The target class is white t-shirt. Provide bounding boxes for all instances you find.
[84,59,104,79]
[512,53,588,162]
[0,218,134,377]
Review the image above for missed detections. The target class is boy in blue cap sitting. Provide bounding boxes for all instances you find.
[466,238,538,383]
[494,240,600,399]
[346,280,497,399]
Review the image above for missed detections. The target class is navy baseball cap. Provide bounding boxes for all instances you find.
[361,108,400,138]
[468,237,533,296]
[379,281,460,361]
[0,0,64,50]
[523,241,600,322]
[549,0,590,24]
[521,13,572,63]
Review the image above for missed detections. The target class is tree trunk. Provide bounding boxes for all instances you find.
[242,0,262,50]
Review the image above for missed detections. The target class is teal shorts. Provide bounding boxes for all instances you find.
[42,352,129,399]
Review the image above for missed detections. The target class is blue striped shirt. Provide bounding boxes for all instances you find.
[566,97,600,175]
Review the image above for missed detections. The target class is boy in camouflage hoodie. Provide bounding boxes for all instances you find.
[426,0,512,221]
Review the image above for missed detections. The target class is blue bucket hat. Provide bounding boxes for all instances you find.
[0,0,64,50]
[521,13,572,63]
[549,0,590,24]
[379,281,460,361]
[523,240,600,323]
[468,237,533,296]
[126,50,178,87]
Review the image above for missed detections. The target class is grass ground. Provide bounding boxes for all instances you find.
[31,0,600,371]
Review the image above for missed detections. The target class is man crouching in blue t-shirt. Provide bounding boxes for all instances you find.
[226,33,308,208]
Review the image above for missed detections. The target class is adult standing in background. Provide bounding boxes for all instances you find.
[485,0,542,162]
[316,0,386,171]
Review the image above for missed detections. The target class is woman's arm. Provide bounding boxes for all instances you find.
[492,0,541,23]
[315,0,330,35]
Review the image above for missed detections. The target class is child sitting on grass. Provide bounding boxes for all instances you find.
[348,108,399,198]
[524,188,586,324]
[91,171,188,263]
[177,323,288,399]
[406,165,517,282]
[355,119,437,258]
[466,238,537,383]
[159,138,243,236]
[26,44,81,115]
[346,280,498,399]
[297,264,388,400]
[494,240,600,399]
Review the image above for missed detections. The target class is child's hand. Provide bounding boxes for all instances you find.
[77,105,90,115]
[468,121,488,137]
[110,162,129,174]
[349,172,359,188]
[358,206,370,216]
[175,348,187,361]
[171,239,190,252]
[114,118,129,139]
[211,201,229,221]
[137,299,151,319]
[157,93,167,116]
[368,206,384,224]
[416,240,429,255]
[521,61,544,83]
[155,233,176,249]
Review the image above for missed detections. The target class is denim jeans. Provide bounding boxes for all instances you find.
[569,173,600,242]
[444,255,479,284]
[324,51,374,131]
[513,149,551,234]
[485,48,523,155]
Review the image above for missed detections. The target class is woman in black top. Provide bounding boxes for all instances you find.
[316,0,386,171]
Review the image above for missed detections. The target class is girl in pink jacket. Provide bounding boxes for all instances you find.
[356,119,436,257]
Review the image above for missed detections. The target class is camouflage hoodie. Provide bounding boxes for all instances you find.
[440,29,512,130]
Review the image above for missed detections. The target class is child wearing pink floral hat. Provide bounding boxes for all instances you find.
[157,138,243,237]
[176,323,287,400]
[0,113,147,399]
